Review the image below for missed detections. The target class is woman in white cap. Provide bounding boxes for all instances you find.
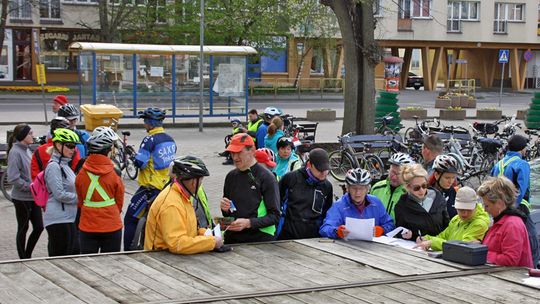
[415,186,490,251]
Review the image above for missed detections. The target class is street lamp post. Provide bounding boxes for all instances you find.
[199,0,204,132]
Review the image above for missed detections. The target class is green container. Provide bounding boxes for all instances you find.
[376,97,399,105]
[379,91,399,99]
[527,110,540,117]
[526,114,540,123]
[526,121,540,129]
[529,104,540,111]
[376,111,399,119]
[531,98,540,105]
[534,92,540,99]
[376,104,399,113]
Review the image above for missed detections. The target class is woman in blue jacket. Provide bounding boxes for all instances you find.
[320,168,395,239]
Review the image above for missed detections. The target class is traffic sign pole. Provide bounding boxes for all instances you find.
[498,49,509,108]
[499,63,505,107]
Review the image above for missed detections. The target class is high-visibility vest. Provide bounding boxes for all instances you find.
[497,156,531,211]
[83,172,116,208]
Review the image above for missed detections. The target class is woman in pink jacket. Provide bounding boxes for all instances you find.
[477,177,533,268]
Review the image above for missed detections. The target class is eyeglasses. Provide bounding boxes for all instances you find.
[410,183,428,191]
[64,143,76,149]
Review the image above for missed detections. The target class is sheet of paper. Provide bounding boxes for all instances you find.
[372,236,395,245]
[373,236,424,252]
[203,228,212,236]
[385,226,410,238]
[345,217,374,241]
[522,277,540,288]
[213,224,222,237]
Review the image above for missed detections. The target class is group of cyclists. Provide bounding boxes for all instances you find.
[5,99,538,269]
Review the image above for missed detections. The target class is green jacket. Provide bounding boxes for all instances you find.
[194,186,213,228]
[370,179,407,220]
[425,204,490,251]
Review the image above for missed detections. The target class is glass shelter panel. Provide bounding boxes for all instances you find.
[136,54,173,113]
[209,56,247,116]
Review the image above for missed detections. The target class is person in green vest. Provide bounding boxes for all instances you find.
[247,109,264,141]
[370,152,415,220]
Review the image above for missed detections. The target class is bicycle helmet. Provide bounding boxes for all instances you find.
[257,148,276,162]
[138,107,166,120]
[264,107,282,119]
[50,117,70,133]
[433,155,459,173]
[388,152,415,166]
[57,104,80,120]
[52,128,80,144]
[87,126,119,153]
[171,156,210,180]
[345,168,372,186]
[230,118,241,125]
[277,137,295,149]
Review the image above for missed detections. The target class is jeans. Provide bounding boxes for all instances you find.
[12,199,43,259]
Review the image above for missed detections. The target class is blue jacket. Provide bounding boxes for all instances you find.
[74,129,90,158]
[319,194,395,239]
[264,130,284,154]
[491,151,530,207]
[274,153,301,179]
[256,123,269,149]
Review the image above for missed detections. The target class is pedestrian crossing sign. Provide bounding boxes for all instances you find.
[498,50,509,63]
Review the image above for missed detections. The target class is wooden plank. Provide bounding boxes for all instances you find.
[0,270,43,304]
[490,269,540,291]
[0,262,84,304]
[407,280,494,304]
[72,256,166,302]
[364,284,439,304]
[51,258,144,303]
[295,239,430,276]
[382,283,466,304]
[110,254,216,299]
[24,260,116,304]
[340,286,407,304]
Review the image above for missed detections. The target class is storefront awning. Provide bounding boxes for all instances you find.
[68,42,258,56]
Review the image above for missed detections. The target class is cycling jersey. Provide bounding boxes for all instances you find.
[135,127,177,190]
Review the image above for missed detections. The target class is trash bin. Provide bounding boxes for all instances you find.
[80,104,123,131]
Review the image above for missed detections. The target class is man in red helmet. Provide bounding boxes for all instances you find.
[52,95,68,114]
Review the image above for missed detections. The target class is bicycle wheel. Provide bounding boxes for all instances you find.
[404,127,421,143]
[329,151,355,182]
[1,171,13,202]
[125,146,139,180]
[361,155,385,181]
[113,146,126,170]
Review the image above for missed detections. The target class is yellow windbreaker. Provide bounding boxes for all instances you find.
[144,182,215,254]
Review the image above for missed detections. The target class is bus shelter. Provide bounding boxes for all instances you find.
[68,42,257,119]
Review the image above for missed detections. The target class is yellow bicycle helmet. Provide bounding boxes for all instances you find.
[52,128,80,144]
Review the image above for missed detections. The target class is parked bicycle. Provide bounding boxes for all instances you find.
[113,130,138,180]
[328,133,385,182]
[404,116,440,144]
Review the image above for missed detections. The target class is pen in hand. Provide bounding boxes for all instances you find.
[418,230,424,242]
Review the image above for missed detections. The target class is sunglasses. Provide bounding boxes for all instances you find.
[64,143,76,149]
[410,183,428,191]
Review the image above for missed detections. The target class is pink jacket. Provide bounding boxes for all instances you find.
[482,214,533,268]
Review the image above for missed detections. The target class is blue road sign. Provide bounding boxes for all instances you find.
[499,49,509,63]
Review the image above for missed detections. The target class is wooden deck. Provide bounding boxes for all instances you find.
[0,238,538,303]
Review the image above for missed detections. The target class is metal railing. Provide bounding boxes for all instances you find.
[447,79,476,97]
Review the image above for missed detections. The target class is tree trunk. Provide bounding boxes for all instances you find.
[0,0,9,49]
[321,0,379,135]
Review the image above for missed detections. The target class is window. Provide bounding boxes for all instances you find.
[494,3,525,33]
[9,0,32,19]
[62,0,98,3]
[411,50,420,69]
[40,0,61,19]
[447,1,480,32]
[399,0,431,19]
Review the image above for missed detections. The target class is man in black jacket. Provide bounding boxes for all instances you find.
[277,148,334,240]
[220,133,280,244]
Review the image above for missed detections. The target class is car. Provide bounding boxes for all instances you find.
[406,72,424,90]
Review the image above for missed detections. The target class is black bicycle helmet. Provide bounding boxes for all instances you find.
[433,155,459,173]
[50,117,70,133]
[277,136,295,149]
[138,107,166,120]
[345,168,372,186]
[171,156,210,180]
[57,104,80,120]
[388,152,415,166]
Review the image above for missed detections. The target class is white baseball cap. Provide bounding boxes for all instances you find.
[454,186,477,210]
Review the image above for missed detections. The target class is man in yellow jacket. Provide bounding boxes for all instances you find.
[144,156,223,254]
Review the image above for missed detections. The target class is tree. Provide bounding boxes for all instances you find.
[0,0,8,51]
[321,0,380,135]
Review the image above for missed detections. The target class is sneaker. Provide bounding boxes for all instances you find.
[222,159,234,165]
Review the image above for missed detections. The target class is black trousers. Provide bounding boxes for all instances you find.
[12,199,43,259]
[46,222,76,257]
[80,229,122,254]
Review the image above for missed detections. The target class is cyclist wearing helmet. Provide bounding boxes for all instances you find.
[220,133,280,244]
[277,148,333,240]
[395,164,449,241]
[7,124,43,259]
[320,168,394,239]
[255,148,277,171]
[31,117,82,181]
[58,104,90,158]
[43,128,81,256]
[273,137,302,179]
[145,156,223,254]
[124,107,177,250]
[75,127,124,254]
[370,152,415,220]
[430,155,459,218]
[256,107,281,149]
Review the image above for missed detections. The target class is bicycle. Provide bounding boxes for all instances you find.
[374,114,403,136]
[113,131,138,180]
[328,133,385,182]
[404,116,440,144]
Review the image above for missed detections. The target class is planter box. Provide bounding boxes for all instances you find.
[459,95,469,104]
[450,96,461,107]
[463,98,477,108]
[517,109,528,120]
[400,109,427,120]
[306,109,336,121]
[476,109,502,120]
[440,109,466,120]
[435,99,451,108]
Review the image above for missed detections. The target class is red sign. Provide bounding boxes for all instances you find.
[524,50,533,62]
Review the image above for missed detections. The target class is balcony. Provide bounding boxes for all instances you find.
[398,18,412,32]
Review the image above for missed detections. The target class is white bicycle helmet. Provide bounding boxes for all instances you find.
[264,107,282,119]
[87,126,119,152]
[388,152,415,166]
[345,168,372,186]
[433,154,459,173]
[258,148,276,162]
